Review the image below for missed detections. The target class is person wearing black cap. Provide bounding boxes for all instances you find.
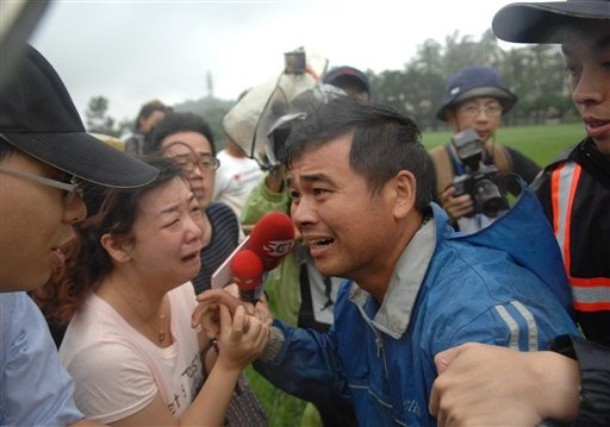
[322,66,371,101]
[430,64,541,232]
[0,44,158,426]
[429,2,610,426]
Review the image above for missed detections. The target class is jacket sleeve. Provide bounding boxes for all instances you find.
[253,321,351,410]
[552,335,610,426]
[241,178,290,225]
[0,293,84,426]
[263,253,301,326]
[240,175,290,226]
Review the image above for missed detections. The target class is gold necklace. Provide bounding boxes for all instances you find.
[142,305,168,343]
[156,313,166,343]
[114,288,168,343]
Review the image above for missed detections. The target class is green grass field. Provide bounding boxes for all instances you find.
[244,122,586,427]
[422,122,585,167]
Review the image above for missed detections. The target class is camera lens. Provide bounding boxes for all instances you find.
[474,179,508,217]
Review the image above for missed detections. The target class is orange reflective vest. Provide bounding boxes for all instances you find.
[550,162,610,313]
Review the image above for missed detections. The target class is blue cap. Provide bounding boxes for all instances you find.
[436,65,517,121]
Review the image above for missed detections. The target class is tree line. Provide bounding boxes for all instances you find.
[86,30,577,139]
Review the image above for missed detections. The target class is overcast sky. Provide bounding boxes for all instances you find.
[29,0,531,123]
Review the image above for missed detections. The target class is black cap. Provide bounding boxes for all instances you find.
[436,65,517,121]
[322,66,370,94]
[0,45,158,188]
[493,0,610,43]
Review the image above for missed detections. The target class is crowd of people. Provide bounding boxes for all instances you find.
[1,1,608,426]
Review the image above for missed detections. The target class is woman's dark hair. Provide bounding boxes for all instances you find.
[38,156,183,324]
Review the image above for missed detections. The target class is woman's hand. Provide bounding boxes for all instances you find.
[215,304,270,370]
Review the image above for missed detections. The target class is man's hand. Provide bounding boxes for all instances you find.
[192,288,253,339]
[192,285,272,336]
[429,343,580,426]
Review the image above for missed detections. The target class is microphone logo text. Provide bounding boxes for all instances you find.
[263,239,294,257]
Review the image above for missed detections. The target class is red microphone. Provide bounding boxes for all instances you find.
[211,211,295,290]
[246,211,295,271]
[230,249,264,303]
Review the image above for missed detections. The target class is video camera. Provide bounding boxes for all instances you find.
[284,48,307,75]
[265,84,345,170]
[451,129,509,217]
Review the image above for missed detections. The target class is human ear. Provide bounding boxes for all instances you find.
[392,170,417,219]
[100,233,132,263]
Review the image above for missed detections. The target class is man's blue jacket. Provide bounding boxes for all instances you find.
[254,185,579,426]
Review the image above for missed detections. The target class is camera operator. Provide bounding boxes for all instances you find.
[430,65,541,232]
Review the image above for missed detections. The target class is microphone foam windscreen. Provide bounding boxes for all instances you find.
[247,211,295,270]
[230,249,264,291]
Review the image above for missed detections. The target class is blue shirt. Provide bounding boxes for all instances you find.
[1,292,84,426]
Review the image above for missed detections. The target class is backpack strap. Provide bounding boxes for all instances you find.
[430,141,514,200]
[490,144,513,177]
[429,143,455,197]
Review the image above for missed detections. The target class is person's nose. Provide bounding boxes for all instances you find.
[185,212,204,243]
[572,66,605,107]
[185,161,205,179]
[194,162,207,177]
[290,197,318,231]
[474,108,491,121]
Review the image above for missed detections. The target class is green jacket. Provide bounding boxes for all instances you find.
[241,177,300,326]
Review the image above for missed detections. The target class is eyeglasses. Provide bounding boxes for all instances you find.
[171,154,220,172]
[458,103,503,118]
[0,166,84,203]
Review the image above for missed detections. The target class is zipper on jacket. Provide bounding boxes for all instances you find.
[373,328,389,377]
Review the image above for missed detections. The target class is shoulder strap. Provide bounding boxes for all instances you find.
[429,143,455,197]
[491,145,513,176]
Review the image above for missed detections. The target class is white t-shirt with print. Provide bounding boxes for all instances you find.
[214,149,264,217]
[59,283,204,424]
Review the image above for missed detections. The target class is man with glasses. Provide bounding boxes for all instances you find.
[0,45,158,426]
[429,65,541,232]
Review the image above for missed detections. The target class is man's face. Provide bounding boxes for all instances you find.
[448,97,503,143]
[161,131,217,209]
[562,23,610,154]
[0,152,86,291]
[287,135,399,289]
